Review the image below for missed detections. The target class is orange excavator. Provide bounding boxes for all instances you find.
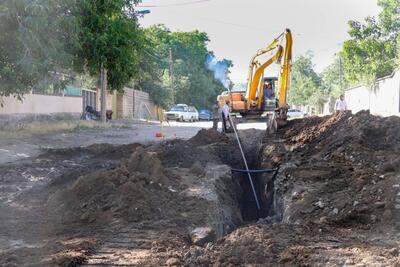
[218,29,293,132]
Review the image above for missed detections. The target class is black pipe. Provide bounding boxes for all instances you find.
[231,168,278,174]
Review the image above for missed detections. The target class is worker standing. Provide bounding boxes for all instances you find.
[212,101,220,130]
[222,100,230,133]
[334,94,347,112]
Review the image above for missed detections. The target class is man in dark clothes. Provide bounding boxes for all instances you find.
[212,100,220,130]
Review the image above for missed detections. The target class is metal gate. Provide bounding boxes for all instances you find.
[82,89,97,111]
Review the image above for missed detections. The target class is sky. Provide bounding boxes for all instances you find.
[138,0,380,83]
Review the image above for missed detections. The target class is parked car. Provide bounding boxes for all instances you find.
[165,104,199,122]
[287,108,304,119]
[198,109,212,121]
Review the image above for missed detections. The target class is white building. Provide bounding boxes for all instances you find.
[345,69,400,117]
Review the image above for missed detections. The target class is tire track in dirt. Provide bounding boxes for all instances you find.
[82,227,162,266]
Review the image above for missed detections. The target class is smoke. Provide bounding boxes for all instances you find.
[206,54,230,89]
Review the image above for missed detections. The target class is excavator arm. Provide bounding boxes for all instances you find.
[246,29,293,111]
[248,46,283,110]
[216,29,292,127]
[277,29,293,108]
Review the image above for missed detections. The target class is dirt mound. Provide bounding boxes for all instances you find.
[262,111,400,228]
[183,223,400,266]
[188,128,229,146]
[52,146,209,227]
[285,110,400,152]
[40,128,272,265]
[181,111,400,266]
[159,129,242,168]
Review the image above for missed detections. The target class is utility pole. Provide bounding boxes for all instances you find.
[338,54,343,93]
[169,48,174,104]
[100,64,107,123]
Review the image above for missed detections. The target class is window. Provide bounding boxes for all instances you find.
[171,106,184,112]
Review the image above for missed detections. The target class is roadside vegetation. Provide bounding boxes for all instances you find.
[137,25,231,109]
[0,0,231,111]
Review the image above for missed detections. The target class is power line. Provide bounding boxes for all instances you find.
[138,0,211,8]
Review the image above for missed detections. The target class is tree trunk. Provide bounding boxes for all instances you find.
[100,65,107,123]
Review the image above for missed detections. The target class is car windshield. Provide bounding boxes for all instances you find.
[199,110,208,114]
[170,106,184,112]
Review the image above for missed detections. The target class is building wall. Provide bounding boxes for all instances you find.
[121,87,134,119]
[133,89,157,120]
[0,93,82,115]
[95,87,157,119]
[345,86,370,113]
[345,70,400,116]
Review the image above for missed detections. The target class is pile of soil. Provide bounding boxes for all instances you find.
[52,145,210,228]
[45,129,250,265]
[182,111,400,266]
[188,128,230,146]
[160,129,241,168]
[267,110,400,228]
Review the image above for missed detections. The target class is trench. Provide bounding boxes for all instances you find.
[232,165,279,222]
[229,138,281,223]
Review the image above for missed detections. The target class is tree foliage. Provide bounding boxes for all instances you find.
[0,0,144,98]
[136,25,231,109]
[341,0,400,85]
[320,56,348,98]
[289,53,325,109]
[0,0,74,97]
[72,0,143,91]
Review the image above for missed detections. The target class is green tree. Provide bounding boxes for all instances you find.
[341,0,400,85]
[289,53,325,112]
[136,25,173,108]
[321,55,348,98]
[136,25,231,109]
[0,0,74,97]
[73,0,142,121]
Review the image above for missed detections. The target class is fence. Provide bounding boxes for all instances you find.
[82,89,97,111]
[0,93,82,115]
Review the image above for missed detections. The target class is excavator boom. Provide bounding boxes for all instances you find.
[217,29,292,126]
[277,29,292,108]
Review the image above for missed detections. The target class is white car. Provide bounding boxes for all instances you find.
[165,104,199,122]
[287,109,304,119]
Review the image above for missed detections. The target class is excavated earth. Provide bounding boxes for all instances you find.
[1,111,400,266]
[182,111,400,266]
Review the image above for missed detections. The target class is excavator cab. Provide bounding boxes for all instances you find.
[262,77,278,112]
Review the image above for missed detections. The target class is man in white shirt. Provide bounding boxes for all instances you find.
[222,100,230,133]
[335,94,347,112]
